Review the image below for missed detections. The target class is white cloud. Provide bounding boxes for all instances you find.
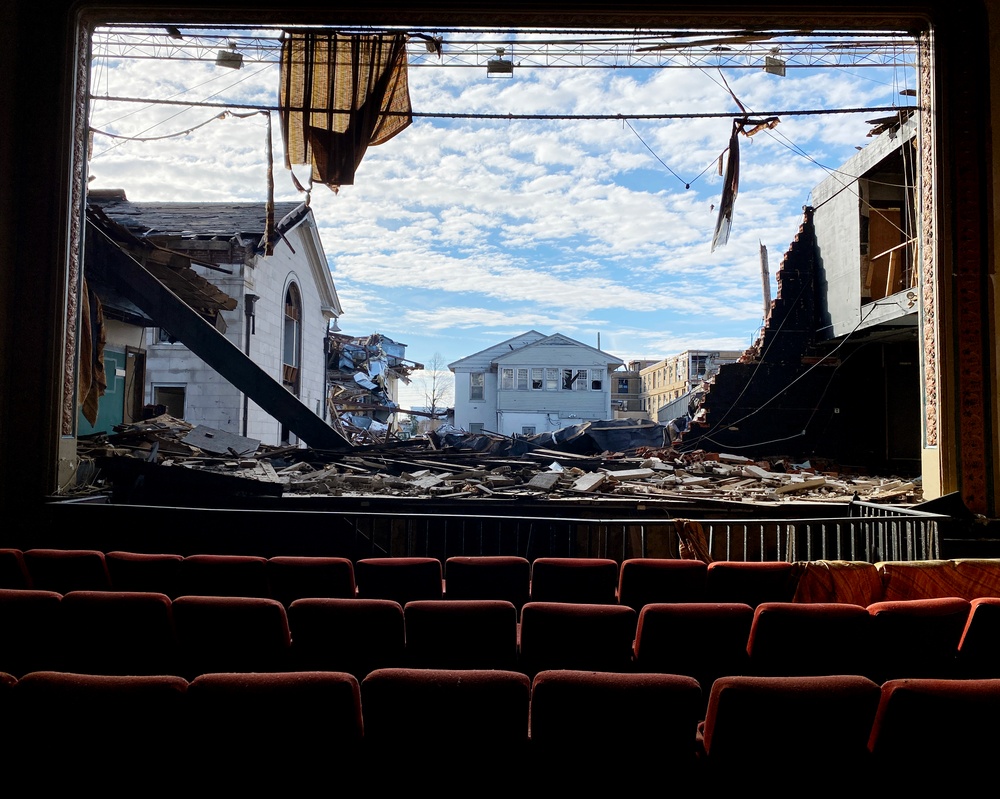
[88,26,917,379]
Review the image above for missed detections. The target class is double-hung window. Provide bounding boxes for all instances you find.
[470,372,484,400]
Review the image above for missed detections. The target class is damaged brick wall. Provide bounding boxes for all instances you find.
[690,208,920,475]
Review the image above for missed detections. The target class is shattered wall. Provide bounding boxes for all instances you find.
[691,208,921,475]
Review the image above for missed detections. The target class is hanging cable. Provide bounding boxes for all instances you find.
[88,92,915,121]
[691,298,894,450]
[624,118,721,189]
[90,111,231,142]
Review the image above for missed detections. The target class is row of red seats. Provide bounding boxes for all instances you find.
[2,668,998,792]
[0,588,626,679]
[0,548,804,608]
[2,587,997,684]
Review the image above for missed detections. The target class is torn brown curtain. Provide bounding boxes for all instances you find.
[279,31,412,191]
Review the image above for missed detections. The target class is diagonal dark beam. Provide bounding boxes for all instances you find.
[86,220,353,451]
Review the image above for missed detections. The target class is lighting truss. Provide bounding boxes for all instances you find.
[91,26,919,71]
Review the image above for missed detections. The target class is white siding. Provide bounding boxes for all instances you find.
[451,332,621,435]
[452,367,498,433]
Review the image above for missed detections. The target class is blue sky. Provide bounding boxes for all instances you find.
[88,27,917,410]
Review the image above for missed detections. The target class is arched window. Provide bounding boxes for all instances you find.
[282,282,302,395]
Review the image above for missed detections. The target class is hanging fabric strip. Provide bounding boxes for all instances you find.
[279,30,412,192]
[711,120,741,252]
[264,111,275,255]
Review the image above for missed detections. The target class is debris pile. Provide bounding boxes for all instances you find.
[324,332,447,445]
[73,416,922,507]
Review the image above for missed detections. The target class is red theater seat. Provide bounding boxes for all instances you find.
[361,667,530,786]
[617,557,708,610]
[266,555,356,606]
[0,588,65,676]
[704,560,797,608]
[404,599,518,670]
[9,671,189,794]
[444,556,530,610]
[868,678,1000,786]
[172,595,291,678]
[178,554,270,598]
[355,557,443,605]
[60,590,178,676]
[22,549,111,594]
[287,597,405,680]
[746,601,872,677]
[529,557,620,604]
[187,671,363,794]
[518,601,637,677]
[866,596,970,682]
[699,675,881,788]
[956,596,1000,678]
[632,602,754,706]
[0,549,31,589]
[529,669,703,788]
[105,551,183,597]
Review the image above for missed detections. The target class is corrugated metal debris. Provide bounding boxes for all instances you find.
[325,332,432,445]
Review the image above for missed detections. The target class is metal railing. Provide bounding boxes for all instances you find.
[323,499,945,564]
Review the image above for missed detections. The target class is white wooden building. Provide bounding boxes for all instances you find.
[449,331,624,437]
[92,193,342,447]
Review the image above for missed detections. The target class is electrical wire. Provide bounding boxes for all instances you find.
[90,64,273,159]
[682,279,811,447]
[690,298,898,451]
[624,119,721,189]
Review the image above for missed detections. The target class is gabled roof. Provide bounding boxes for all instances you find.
[493,333,623,367]
[448,330,546,370]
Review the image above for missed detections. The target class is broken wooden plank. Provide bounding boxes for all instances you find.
[602,468,656,480]
[527,472,563,491]
[259,460,283,483]
[409,474,447,490]
[869,481,916,499]
[773,476,828,495]
[681,476,714,486]
[572,472,608,493]
[743,464,781,480]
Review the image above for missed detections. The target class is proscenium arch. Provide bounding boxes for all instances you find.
[6,1,993,518]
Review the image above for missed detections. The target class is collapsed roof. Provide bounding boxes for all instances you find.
[84,197,352,451]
